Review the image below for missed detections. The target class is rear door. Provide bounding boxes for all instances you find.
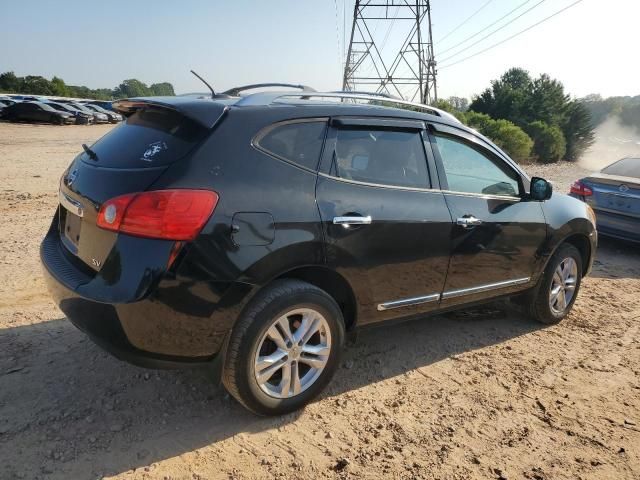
[316,117,452,324]
[426,123,547,306]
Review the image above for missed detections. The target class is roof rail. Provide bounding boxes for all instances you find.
[236,91,461,124]
[222,83,316,97]
[328,90,398,99]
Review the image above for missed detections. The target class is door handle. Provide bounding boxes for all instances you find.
[333,215,372,227]
[456,215,483,228]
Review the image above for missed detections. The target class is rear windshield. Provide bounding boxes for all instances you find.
[84,107,209,168]
[602,158,640,179]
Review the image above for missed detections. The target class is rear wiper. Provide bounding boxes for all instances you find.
[82,143,99,161]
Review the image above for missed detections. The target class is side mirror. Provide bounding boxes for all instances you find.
[530,177,553,201]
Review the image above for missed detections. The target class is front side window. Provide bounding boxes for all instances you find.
[256,121,327,170]
[333,128,429,188]
[434,134,520,197]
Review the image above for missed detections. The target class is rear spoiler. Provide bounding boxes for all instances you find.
[112,96,229,129]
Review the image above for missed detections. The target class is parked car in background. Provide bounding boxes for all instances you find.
[3,101,74,124]
[45,101,94,125]
[82,103,122,123]
[68,102,109,123]
[0,100,8,118]
[85,100,114,111]
[0,96,17,106]
[41,87,597,415]
[570,157,640,243]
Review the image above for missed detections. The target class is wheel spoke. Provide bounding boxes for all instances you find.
[291,362,302,395]
[279,362,292,396]
[301,344,331,356]
[276,316,294,343]
[299,355,326,369]
[266,325,288,350]
[557,288,567,311]
[294,313,320,345]
[256,349,287,372]
[256,359,286,384]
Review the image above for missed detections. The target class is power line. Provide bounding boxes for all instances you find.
[437,0,494,44]
[333,0,343,67]
[437,0,533,56]
[439,0,546,64]
[439,0,584,69]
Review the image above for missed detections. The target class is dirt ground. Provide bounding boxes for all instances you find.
[0,123,638,480]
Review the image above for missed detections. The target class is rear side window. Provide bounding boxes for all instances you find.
[602,158,640,179]
[332,128,429,188]
[256,120,327,170]
[85,107,208,168]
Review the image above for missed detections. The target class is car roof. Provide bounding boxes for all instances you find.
[112,89,520,174]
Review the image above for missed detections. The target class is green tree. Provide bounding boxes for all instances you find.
[527,121,566,163]
[149,82,175,96]
[20,75,54,95]
[0,71,20,92]
[526,74,569,127]
[562,100,595,161]
[470,67,594,162]
[465,112,533,162]
[470,67,533,124]
[50,76,69,97]
[113,79,150,98]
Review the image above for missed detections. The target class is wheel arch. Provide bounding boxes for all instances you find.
[275,266,358,331]
[562,233,592,277]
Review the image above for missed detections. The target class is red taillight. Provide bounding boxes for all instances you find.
[97,189,218,240]
[569,180,593,197]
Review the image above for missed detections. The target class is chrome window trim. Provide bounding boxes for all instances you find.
[319,172,522,201]
[377,293,440,311]
[318,172,438,193]
[440,189,521,202]
[442,277,531,300]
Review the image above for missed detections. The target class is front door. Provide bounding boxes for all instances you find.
[316,118,452,324]
[426,124,548,306]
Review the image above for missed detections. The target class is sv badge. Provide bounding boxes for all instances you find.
[91,258,101,268]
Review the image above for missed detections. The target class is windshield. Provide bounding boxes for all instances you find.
[38,103,56,112]
[602,158,640,179]
[70,103,93,113]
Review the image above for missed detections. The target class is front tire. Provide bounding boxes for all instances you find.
[222,279,345,415]
[526,243,583,324]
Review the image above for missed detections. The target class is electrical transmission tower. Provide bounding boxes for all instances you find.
[342,0,437,104]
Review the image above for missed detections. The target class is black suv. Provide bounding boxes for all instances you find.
[41,85,597,415]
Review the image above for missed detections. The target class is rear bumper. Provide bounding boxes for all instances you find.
[40,218,253,369]
[594,209,640,243]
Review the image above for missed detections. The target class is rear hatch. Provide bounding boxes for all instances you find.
[57,101,220,272]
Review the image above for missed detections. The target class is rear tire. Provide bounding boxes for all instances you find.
[526,243,583,324]
[222,279,345,416]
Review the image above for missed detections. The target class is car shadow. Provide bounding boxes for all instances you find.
[590,236,640,280]
[0,305,541,479]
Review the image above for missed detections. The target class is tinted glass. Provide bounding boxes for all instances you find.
[434,134,520,197]
[37,103,55,112]
[333,128,429,188]
[258,121,326,170]
[602,158,640,179]
[85,107,208,168]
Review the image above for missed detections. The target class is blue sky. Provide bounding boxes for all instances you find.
[1,0,636,99]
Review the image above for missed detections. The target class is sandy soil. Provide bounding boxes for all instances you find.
[0,122,638,480]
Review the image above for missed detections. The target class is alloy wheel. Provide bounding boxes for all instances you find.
[549,257,578,315]
[253,308,332,399]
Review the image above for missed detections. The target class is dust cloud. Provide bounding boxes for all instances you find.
[580,116,640,171]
